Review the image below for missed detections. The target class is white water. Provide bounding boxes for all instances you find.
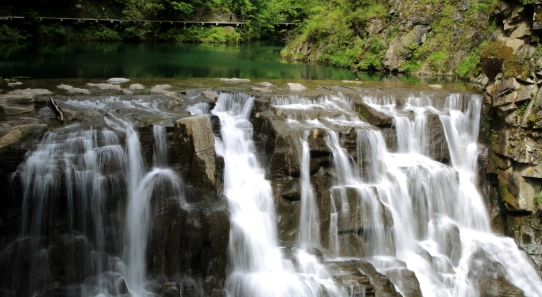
[212,93,342,297]
[7,97,188,297]
[273,92,542,297]
[7,90,542,297]
[298,131,320,248]
[152,125,168,168]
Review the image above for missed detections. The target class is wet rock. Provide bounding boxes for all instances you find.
[0,123,47,149]
[107,78,130,84]
[330,187,394,232]
[259,82,274,88]
[0,94,37,121]
[287,83,307,91]
[252,87,273,93]
[355,102,393,127]
[426,113,450,163]
[7,82,22,87]
[468,248,525,297]
[175,115,217,190]
[428,84,443,89]
[167,100,179,110]
[163,281,180,297]
[325,260,402,297]
[56,84,90,95]
[151,85,181,100]
[203,90,219,100]
[122,89,133,95]
[129,83,145,90]
[8,88,52,97]
[219,78,250,82]
[280,179,301,201]
[86,83,122,91]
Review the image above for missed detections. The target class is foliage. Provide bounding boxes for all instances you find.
[0,25,27,42]
[170,1,195,14]
[455,49,480,78]
[37,23,66,41]
[70,24,122,41]
[158,26,241,43]
[534,193,542,206]
[517,100,530,117]
[116,0,165,20]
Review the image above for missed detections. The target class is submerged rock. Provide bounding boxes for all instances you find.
[57,84,90,95]
[287,83,307,91]
[219,78,250,82]
[107,77,130,84]
[86,83,122,91]
[151,85,181,100]
[129,83,145,90]
[8,88,52,97]
[252,87,273,93]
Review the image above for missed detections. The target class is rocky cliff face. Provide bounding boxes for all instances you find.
[281,0,494,76]
[475,1,542,271]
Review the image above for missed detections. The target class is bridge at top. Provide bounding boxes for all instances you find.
[0,16,297,26]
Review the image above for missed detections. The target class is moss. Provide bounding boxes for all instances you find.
[517,100,530,118]
[480,40,530,79]
[455,49,480,78]
[534,193,542,206]
[427,51,449,72]
[498,177,518,209]
[528,113,539,125]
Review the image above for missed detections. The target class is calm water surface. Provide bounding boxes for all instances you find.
[0,42,371,80]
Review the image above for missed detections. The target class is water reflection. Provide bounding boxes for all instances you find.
[0,42,372,80]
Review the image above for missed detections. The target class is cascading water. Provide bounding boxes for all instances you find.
[3,87,542,297]
[298,131,320,248]
[272,91,542,297]
[212,93,342,297]
[2,96,188,297]
[152,125,168,168]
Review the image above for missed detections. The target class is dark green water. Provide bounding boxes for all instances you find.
[0,42,374,80]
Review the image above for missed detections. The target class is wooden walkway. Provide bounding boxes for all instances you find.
[0,16,297,26]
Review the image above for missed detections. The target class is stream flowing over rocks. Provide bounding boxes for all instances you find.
[0,85,541,297]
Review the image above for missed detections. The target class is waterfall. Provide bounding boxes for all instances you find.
[3,97,187,297]
[4,89,542,297]
[212,93,342,297]
[152,125,168,168]
[125,168,185,296]
[8,127,129,297]
[274,92,542,297]
[298,130,320,248]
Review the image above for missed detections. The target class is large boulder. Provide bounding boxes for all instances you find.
[173,115,218,203]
